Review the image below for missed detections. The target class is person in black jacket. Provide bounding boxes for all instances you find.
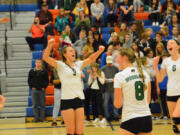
[28,59,49,122]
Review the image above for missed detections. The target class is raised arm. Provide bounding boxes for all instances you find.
[82,46,105,67]
[153,56,167,83]
[43,39,58,69]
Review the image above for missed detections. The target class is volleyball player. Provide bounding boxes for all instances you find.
[43,39,105,135]
[153,39,180,135]
[114,47,152,135]
[0,95,5,111]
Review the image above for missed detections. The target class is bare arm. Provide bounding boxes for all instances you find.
[114,88,123,109]
[0,95,5,111]
[28,23,34,33]
[43,39,58,69]
[153,57,167,83]
[82,46,105,67]
[147,82,151,104]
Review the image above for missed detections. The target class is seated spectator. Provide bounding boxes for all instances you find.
[73,30,87,58]
[123,33,131,48]
[160,26,169,38]
[93,31,107,52]
[74,10,91,36]
[100,45,114,68]
[28,59,49,122]
[161,1,177,26]
[119,0,134,24]
[155,42,166,57]
[145,28,154,45]
[178,31,180,43]
[136,20,145,38]
[102,56,119,122]
[90,0,105,28]
[128,22,139,44]
[172,26,179,40]
[148,0,160,26]
[117,22,128,44]
[36,3,53,35]
[171,14,179,27]
[108,32,119,45]
[138,32,151,56]
[162,0,178,14]
[63,0,79,16]
[133,0,143,12]
[151,31,167,53]
[105,0,118,27]
[132,42,144,58]
[73,0,89,16]
[112,41,122,67]
[37,0,53,9]
[25,17,47,51]
[82,35,95,59]
[64,25,77,44]
[55,8,69,35]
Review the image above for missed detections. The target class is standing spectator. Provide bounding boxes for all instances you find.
[129,22,139,44]
[102,56,119,121]
[93,31,107,52]
[105,0,118,27]
[117,22,128,44]
[133,0,143,12]
[25,17,47,51]
[36,3,53,35]
[51,68,62,127]
[37,0,53,9]
[72,0,89,16]
[64,25,77,44]
[28,59,49,122]
[172,26,179,40]
[74,10,91,36]
[88,63,106,124]
[73,30,87,58]
[119,0,134,24]
[55,8,69,35]
[90,0,105,28]
[148,0,161,26]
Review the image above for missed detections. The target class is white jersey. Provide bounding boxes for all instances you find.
[57,60,84,100]
[114,67,151,122]
[161,57,180,96]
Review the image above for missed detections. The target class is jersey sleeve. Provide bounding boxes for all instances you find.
[114,73,124,88]
[161,58,167,69]
[76,61,83,70]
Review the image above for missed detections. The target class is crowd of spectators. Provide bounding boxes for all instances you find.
[27,0,180,124]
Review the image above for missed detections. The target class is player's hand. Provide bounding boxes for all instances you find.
[99,45,105,53]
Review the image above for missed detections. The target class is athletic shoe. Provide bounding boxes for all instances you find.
[163,116,169,120]
[93,118,100,123]
[54,5,58,9]
[51,122,57,127]
[152,22,156,26]
[99,118,107,125]
[156,22,159,26]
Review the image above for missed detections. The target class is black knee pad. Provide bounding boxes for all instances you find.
[173,117,180,125]
[173,125,180,133]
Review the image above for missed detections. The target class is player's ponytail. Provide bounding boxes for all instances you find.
[119,47,147,91]
[136,57,147,91]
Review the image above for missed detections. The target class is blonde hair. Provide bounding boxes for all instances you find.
[119,48,147,90]
[91,63,102,77]
[160,26,169,37]
[155,42,165,56]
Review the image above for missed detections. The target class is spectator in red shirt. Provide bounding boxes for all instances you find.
[36,3,54,35]
[25,17,47,51]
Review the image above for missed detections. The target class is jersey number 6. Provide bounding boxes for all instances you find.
[135,81,144,101]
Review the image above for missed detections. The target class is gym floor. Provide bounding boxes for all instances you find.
[0,119,174,135]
